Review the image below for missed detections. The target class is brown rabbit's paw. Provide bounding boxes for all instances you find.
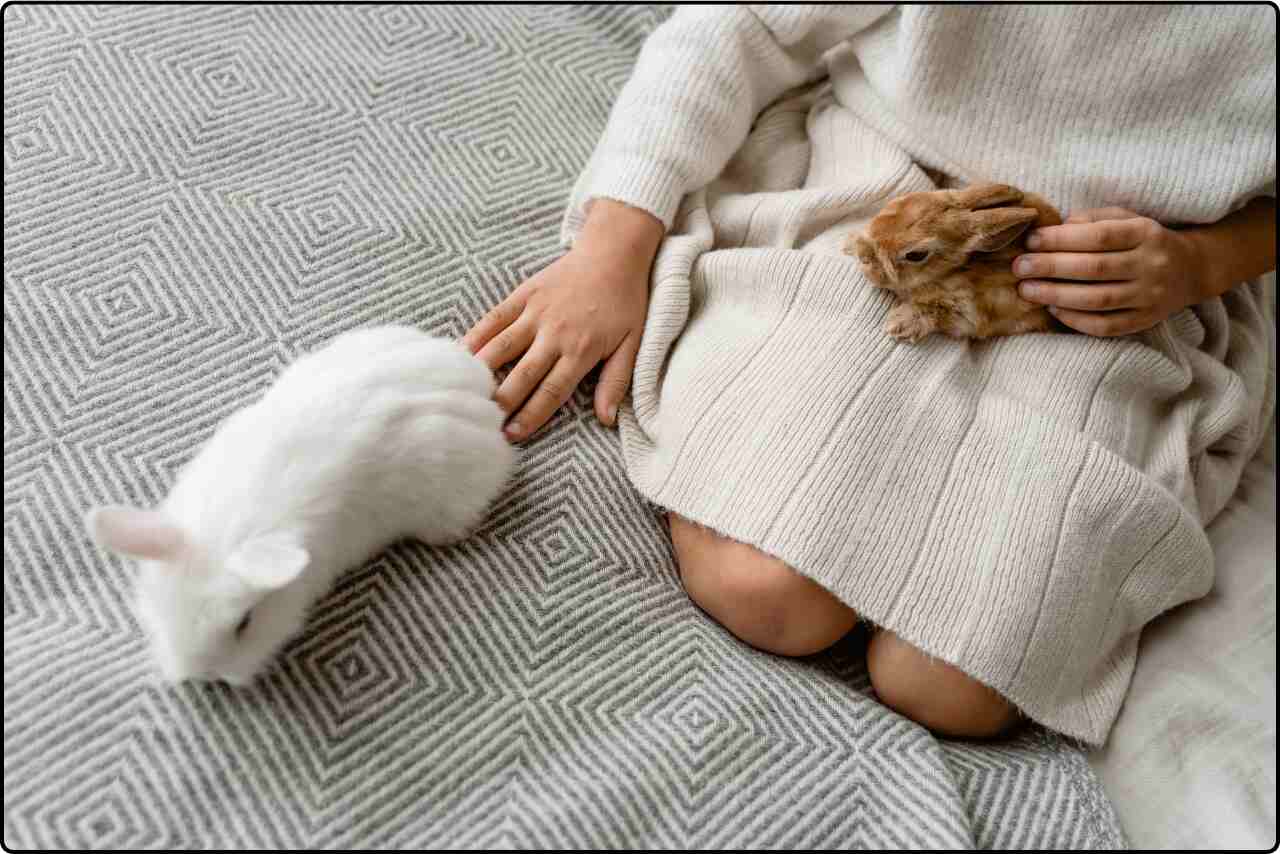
[884,304,934,343]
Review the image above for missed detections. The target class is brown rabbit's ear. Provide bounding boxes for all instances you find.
[963,207,1039,252]
[952,183,1024,211]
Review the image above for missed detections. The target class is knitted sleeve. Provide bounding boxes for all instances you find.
[561,4,895,243]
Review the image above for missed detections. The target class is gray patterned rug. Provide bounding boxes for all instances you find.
[3,5,1126,848]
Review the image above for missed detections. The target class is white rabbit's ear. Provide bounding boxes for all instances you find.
[86,506,186,561]
[227,533,309,591]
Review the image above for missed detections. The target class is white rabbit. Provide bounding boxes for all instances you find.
[85,325,515,685]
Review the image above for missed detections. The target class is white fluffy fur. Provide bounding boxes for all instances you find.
[86,325,515,685]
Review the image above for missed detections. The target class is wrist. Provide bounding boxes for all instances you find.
[1179,228,1228,303]
[1175,196,1277,303]
[577,197,665,266]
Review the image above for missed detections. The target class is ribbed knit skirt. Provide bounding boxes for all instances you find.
[612,88,1276,745]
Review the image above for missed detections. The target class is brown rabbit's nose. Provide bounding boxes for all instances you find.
[852,237,875,263]
[847,233,895,289]
[857,253,890,288]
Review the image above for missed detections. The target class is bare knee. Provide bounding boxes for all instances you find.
[866,630,1020,740]
[670,514,856,657]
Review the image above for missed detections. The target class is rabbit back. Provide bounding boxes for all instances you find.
[166,326,513,574]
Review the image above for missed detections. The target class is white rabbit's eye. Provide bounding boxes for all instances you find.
[902,250,930,264]
[235,610,252,637]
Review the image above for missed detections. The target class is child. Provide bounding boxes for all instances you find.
[463,5,1275,742]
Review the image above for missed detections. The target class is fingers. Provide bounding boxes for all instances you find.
[1014,250,1137,282]
[505,357,585,441]
[461,289,529,355]
[1048,306,1156,337]
[1017,280,1146,311]
[594,333,639,426]
[494,338,557,416]
[475,315,537,371]
[1062,207,1141,225]
[1026,218,1150,253]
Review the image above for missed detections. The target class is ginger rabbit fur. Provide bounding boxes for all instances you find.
[846,183,1063,342]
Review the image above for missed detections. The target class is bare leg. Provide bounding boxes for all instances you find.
[669,513,857,657]
[670,514,1022,739]
[866,629,1022,739]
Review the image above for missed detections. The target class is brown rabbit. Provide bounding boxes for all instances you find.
[845,183,1063,342]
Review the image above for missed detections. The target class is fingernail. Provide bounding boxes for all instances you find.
[609,404,619,424]
[1026,233,1042,250]
[1018,282,1035,298]
[1014,257,1032,276]
[504,421,522,439]
[1047,305,1059,316]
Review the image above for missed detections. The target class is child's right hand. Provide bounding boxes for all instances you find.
[461,198,665,442]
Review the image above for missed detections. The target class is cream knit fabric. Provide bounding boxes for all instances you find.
[561,5,1276,744]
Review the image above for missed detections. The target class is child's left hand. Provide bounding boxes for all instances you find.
[1012,208,1206,337]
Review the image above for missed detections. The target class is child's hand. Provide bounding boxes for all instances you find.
[461,199,663,442]
[1012,208,1207,337]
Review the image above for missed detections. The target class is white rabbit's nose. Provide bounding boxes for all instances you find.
[180,669,238,686]
[154,655,189,683]
[153,650,219,685]
[168,663,210,682]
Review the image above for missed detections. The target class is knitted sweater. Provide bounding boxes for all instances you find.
[561,4,1276,744]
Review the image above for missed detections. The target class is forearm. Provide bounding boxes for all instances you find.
[565,5,893,238]
[572,8,815,233]
[1184,196,1277,301]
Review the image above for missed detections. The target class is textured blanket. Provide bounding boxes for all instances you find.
[4,5,1125,848]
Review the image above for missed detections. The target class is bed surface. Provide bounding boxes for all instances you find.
[4,4,1265,849]
[1088,425,1277,850]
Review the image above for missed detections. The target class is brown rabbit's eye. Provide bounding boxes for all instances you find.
[235,611,252,637]
[902,250,930,263]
